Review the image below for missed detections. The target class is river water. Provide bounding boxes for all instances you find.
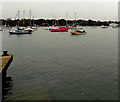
[2,27,118,100]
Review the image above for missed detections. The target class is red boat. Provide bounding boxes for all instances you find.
[51,26,69,32]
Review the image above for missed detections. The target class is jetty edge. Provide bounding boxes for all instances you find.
[0,51,13,102]
[0,51,13,78]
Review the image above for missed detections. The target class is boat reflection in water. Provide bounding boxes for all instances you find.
[2,76,13,101]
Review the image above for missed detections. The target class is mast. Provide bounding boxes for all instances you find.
[33,16,35,26]
[23,10,25,26]
[29,10,32,26]
[52,13,54,26]
[18,10,20,26]
[54,14,57,26]
[66,11,68,26]
[18,10,20,20]
[75,11,76,26]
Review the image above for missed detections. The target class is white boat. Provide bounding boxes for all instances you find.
[9,11,32,34]
[24,27,34,32]
[9,27,32,34]
[31,26,37,30]
[101,25,108,28]
[9,30,32,34]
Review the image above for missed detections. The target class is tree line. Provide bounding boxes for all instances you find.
[0,18,120,27]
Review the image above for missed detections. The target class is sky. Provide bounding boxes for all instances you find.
[0,0,119,21]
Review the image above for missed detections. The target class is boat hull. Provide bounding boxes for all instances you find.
[9,31,32,34]
[51,29,60,32]
[71,30,86,35]
[71,32,86,35]
[50,27,69,32]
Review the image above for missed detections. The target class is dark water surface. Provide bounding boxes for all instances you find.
[2,27,118,100]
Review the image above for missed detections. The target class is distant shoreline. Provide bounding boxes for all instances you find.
[0,18,120,27]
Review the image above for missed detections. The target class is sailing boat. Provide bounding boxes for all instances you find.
[9,11,32,34]
[31,15,37,30]
[70,12,86,34]
[69,12,77,29]
[69,12,82,30]
[25,10,37,31]
[45,13,56,30]
[9,28,32,34]
[50,13,69,32]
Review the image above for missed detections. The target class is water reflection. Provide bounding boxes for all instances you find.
[2,77,13,101]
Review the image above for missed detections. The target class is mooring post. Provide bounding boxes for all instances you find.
[2,51,8,56]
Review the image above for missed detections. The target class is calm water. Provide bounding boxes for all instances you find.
[2,27,118,100]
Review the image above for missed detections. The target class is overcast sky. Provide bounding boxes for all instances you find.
[1,0,119,21]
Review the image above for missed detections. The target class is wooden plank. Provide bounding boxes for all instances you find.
[0,54,13,73]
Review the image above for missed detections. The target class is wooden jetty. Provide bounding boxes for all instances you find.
[0,51,13,79]
[0,51,13,102]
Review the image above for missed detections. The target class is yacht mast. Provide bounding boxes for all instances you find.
[52,13,54,26]
[23,10,25,26]
[18,10,20,26]
[18,10,20,20]
[30,10,32,26]
[75,12,76,26]
[66,11,68,26]
[33,16,35,26]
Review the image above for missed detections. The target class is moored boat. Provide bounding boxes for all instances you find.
[101,25,108,28]
[9,27,32,34]
[71,30,86,35]
[59,26,69,32]
[24,27,34,32]
[9,30,32,34]
[50,26,69,32]
[31,26,37,30]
